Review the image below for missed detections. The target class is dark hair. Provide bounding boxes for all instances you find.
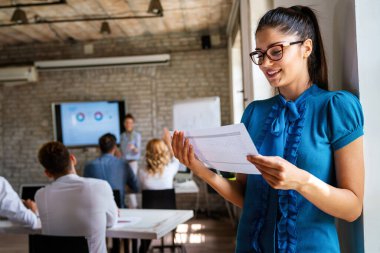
[38,142,71,176]
[256,5,328,90]
[99,133,117,154]
[124,113,135,121]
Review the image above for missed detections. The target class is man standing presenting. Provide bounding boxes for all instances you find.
[120,113,141,209]
[35,142,118,253]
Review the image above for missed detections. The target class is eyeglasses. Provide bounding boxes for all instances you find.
[249,41,304,65]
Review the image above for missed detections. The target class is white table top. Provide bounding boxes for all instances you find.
[0,209,194,240]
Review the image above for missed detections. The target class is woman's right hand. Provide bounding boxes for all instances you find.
[172,131,246,208]
[171,131,206,174]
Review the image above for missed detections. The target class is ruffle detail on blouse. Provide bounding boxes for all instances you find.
[277,101,307,253]
[245,85,317,253]
[250,179,270,253]
[256,103,280,148]
[250,103,280,253]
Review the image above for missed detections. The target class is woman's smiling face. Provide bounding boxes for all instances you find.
[255,27,311,91]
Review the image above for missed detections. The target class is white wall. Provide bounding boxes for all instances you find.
[240,0,255,105]
[232,0,274,106]
[249,0,274,100]
[331,0,359,93]
[330,1,364,252]
[231,32,245,123]
[356,1,380,252]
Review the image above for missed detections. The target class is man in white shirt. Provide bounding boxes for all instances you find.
[0,177,38,228]
[35,142,118,253]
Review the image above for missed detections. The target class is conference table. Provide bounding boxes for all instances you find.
[0,209,194,240]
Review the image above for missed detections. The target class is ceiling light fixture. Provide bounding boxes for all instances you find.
[10,8,28,24]
[100,21,111,35]
[147,0,163,16]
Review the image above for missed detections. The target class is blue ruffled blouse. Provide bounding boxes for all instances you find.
[236,85,364,253]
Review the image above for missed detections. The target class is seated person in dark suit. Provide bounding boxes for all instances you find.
[84,133,139,208]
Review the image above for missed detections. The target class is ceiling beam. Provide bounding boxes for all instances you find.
[0,0,66,9]
[0,14,163,28]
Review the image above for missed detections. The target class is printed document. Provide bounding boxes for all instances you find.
[178,123,260,174]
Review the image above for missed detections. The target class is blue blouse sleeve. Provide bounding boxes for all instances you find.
[328,91,364,151]
[240,101,256,128]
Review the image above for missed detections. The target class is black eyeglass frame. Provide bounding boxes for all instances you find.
[249,40,305,65]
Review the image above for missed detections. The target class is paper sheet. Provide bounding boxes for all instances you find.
[114,216,142,228]
[176,123,260,174]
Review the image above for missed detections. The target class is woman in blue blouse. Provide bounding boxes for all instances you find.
[172,5,364,253]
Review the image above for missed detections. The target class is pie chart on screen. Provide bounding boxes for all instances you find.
[76,112,85,122]
[94,111,103,121]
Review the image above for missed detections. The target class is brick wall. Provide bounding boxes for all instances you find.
[0,32,226,65]
[0,32,232,213]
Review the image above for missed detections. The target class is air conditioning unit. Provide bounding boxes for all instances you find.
[35,54,170,70]
[0,66,38,86]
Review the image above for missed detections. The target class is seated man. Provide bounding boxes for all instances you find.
[35,142,118,253]
[84,133,139,208]
[0,177,38,228]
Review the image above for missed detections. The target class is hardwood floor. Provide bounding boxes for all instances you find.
[0,234,28,253]
[156,216,237,253]
[0,217,237,253]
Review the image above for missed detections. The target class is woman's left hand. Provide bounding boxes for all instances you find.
[247,155,308,191]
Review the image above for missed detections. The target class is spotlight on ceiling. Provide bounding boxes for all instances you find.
[100,21,111,35]
[10,8,28,24]
[147,0,163,15]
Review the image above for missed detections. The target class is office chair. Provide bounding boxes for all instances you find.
[113,189,122,208]
[141,189,186,253]
[29,234,89,253]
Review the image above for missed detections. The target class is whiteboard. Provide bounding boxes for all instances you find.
[173,96,221,131]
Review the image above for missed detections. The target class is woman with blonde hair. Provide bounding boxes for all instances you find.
[139,129,179,190]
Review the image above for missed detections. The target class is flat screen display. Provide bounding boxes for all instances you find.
[53,101,125,147]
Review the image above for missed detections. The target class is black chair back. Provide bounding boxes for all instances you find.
[142,189,176,209]
[140,189,185,253]
[29,234,89,253]
[113,189,121,208]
